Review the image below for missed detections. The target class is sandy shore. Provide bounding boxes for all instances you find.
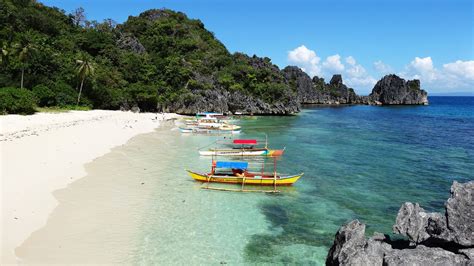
[0,110,178,264]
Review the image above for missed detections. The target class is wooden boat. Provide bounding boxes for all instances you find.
[187,169,302,185]
[179,127,241,134]
[186,161,303,192]
[198,139,284,156]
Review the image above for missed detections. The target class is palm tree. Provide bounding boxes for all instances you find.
[0,42,9,64]
[18,43,34,89]
[75,57,94,105]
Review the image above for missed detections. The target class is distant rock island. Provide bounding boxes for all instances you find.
[326,181,473,265]
[283,66,428,107]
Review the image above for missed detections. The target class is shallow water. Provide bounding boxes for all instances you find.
[17,97,474,264]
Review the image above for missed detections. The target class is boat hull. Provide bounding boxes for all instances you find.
[198,149,284,156]
[186,170,303,186]
[179,127,241,134]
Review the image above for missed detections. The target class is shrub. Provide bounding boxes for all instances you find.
[32,84,55,106]
[0,87,37,115]
[125,83,158,111]
[51,81,80,106]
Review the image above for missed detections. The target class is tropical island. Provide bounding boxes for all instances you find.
[0,1,427,116]
[2,1,471,265]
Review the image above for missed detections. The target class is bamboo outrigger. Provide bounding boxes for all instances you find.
[186,160,303,193]
[198,138,285,157]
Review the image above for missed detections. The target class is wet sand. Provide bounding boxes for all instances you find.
[15,123,270,264]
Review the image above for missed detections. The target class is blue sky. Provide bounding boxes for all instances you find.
[41,0,473,94]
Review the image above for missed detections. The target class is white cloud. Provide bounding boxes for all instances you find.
[410,57,434,72]
[344,59,377,92]
[401,58,474,92]
[288,45,321,76]
[405,57,437,82]
[322,54,344,72]
[346,56,356,66]
[442,60,474,80]
[287,45,377,94]
[373,60,393,74]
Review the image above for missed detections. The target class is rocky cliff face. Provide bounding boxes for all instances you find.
[159,89,300,115]
[282,67,360,104]
[326,181,473,265]
[282,67,427,108]
[367,74,429,105]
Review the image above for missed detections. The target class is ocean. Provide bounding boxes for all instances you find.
[135,96,473,264]
[17,97,473,264]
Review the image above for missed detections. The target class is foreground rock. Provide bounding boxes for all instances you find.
[326,181,473,265]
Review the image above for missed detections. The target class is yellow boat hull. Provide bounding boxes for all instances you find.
[186,170,303,186]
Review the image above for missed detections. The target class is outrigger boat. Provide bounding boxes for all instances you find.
[186,160,303,193]
[179,117,240,134]
[198,139,285,157]
[179,126,241,134]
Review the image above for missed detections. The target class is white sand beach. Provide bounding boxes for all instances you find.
[0,110,178,264]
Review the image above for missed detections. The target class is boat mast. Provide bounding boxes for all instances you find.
[273,156,277,192]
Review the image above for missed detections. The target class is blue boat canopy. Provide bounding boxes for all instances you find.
[215,161,248,169]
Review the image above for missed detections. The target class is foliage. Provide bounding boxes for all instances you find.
[0,87,37,114]
[36,105,91,113]
[0,1,295,114]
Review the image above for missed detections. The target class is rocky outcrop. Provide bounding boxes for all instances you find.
[282,67,360,104]
[116,33,146,54]
[326,181,473,266]
[158,89,300,115]
[367,74,428,105]
[282,66,427,108]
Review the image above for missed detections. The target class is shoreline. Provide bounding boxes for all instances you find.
[0,110,178,264]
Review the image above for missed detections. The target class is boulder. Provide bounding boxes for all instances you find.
[325,220,368,265]
[393,181,473,247]
[326,181,473,265]
[446,181,474,246]
[383,245,469,266]
[326,221,392,266]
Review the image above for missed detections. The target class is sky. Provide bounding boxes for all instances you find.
[41,0,473,95]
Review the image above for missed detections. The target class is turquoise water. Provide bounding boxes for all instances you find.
[135,97,473,264]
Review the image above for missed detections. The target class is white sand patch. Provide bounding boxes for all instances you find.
[0,110,178,264]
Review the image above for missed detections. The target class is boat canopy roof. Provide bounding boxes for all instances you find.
[215,161,248,169]
[233,139,257,145]
[196,112,223,116]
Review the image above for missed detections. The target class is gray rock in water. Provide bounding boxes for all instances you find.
[326,181,473,265]
[325,220,367,265]
[368,74,428,105]
[392,202,436,243]
[446,181,474,247]
[393,181,473,247]
[383,245,469,266]
[326,221,392,266]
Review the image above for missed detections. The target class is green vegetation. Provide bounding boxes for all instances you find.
[0,87,37,114]
[0,1,293,114]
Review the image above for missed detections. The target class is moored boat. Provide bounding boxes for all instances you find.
[198,139,284,156]
[179,127,241,134]
[186,160,303,192]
